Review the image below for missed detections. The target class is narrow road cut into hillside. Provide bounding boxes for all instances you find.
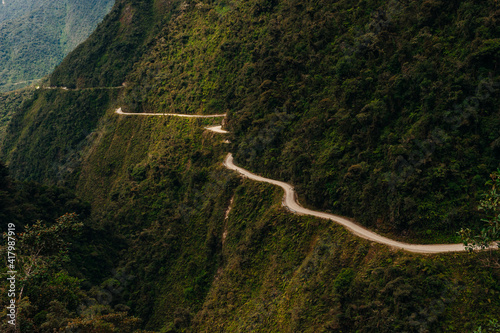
[115,108,499,254]
[115,107,226,118]
[223,154,470,254]
[42,85,125,91]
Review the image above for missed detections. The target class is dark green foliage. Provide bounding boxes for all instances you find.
[0,162,116,285]
[0,161,90,231]
[2,88,118,186]
[0,87,36,145]
[474,319,500,333]
[460,170,500,251]
[0,166,133,332]
[0,212,140,332]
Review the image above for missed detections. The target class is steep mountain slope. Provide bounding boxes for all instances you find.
[0,0,114,92]
[0,86,36,146]
[0,0,499,331]
[8,0,500,239]
[120,0,500,241]
[0,0,41,22]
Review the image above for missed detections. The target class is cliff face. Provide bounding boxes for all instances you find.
[0,0,499,332]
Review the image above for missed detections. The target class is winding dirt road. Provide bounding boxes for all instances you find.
[115,108,499,254]
[43,85,124,91]
[223,154,468,254]
[205,125,229,133]
[115,107,226,118]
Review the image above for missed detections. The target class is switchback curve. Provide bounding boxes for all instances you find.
[223,154,468,254]
[115,107,226,118]
[114,107,498,254]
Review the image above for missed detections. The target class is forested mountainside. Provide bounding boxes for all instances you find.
[0,0,499,332]
[0,0,113,92]
[0,86,36,146]
[0,0,41,22]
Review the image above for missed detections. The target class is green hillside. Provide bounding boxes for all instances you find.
[0,0,114,92]
[0,0,499,332]
[0,86,37,146]
[0,0,42,22]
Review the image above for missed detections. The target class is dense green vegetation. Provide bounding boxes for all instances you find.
[118,0,500,242]
[9,0,499,240]
[49,0,172,89]
[0,0,49,22]
[0,161,89,230]
[2,149,500,331]
[460,170,500,252]
[0,162,138,332]
[0,0,113,92]
[0,0,499,332]
[1,88,119,186]
[0,86,36,146]
[191,182,500,333]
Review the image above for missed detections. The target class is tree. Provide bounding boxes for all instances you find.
[1,213,83,333]
[459,170,500,252]
[473,319,500,333]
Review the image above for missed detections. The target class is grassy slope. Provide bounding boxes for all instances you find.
[75,109,236,329]
[0,0,499,331]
